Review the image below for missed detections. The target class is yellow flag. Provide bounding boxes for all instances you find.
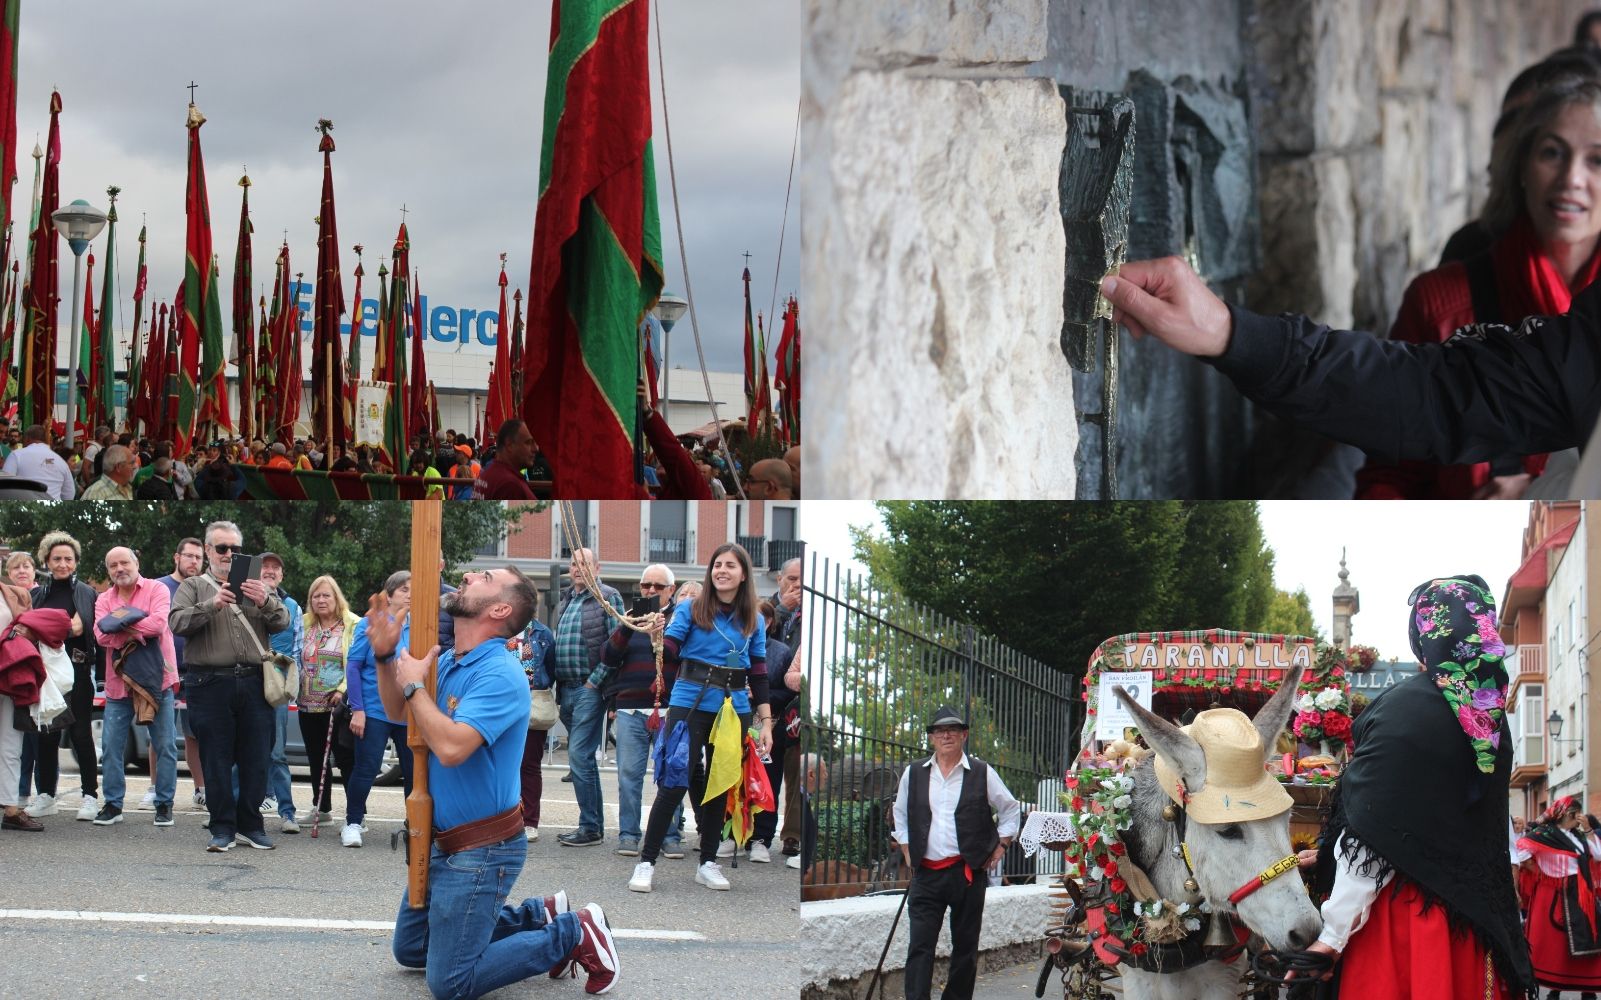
[702,697,743,804]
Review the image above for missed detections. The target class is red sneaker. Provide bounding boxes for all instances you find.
[573,903,619,995]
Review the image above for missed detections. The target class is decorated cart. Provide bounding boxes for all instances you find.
[1017,629,1372,998]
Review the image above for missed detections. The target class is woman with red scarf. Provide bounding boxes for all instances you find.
[1517,796,1601,1000]
[1356,70,1601,499]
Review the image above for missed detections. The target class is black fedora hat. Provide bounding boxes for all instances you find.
[926,705,968,731]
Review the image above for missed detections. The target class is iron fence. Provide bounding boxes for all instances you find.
[799,553,1080,898]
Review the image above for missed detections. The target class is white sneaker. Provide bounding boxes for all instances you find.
[191,788,207,808]
[140,789,157,808]
[716,838,735,858]
[695,861,730,890]
[787,854,802,870]
[76,794,100,821]
[296,808,332,824]
[628,861,655,893]
[340,823,363,848]
[259,796,277,815]
[526,826,540,842]
[24,793,56,817]
[749,841,771,864]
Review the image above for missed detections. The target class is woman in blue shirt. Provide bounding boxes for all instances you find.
[344,570,416,844]
[628,543,774,893]
[511,614,555,842]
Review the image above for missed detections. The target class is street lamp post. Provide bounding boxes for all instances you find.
[653,292,687,424]
[52,198,108,449]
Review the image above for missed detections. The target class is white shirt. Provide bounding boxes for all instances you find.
[3,441,77,499]
[891,752,1021,863]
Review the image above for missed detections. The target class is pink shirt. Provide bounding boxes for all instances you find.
[93,575,179,697]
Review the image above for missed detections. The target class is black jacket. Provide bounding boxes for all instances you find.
[1210,287,1601,465]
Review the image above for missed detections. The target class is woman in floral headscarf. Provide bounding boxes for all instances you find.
[1517,794,1601,1000]
[1305,575,1534,999]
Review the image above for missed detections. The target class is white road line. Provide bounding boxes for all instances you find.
[0,908,706,941]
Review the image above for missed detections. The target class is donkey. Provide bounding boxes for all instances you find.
[1108,666,1324,1000]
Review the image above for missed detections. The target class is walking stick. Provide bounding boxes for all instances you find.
[864,884,911,1000]
[405,498,443,909]
[309,713,337,839]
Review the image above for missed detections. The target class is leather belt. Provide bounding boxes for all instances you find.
[678,660,746,690]
[434,805,523,856]
[188,662,262,677]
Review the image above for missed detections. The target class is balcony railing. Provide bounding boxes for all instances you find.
[736,535,767,566]
[649,533,688,565]
[1513,644,1545,680]
[768,538,804,569]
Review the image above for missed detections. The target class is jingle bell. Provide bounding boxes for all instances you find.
[1162,804,1177,822]
[1184,877,1200,894]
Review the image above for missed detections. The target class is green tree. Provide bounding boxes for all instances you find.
[0,501,520,604]
[1262,587,1320,640]
[863,500,1303,676]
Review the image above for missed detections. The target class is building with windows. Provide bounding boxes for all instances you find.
[1503,501,1598,821]
[465,499,803,624]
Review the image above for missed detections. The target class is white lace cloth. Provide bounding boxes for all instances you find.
[1020,810,1078,858]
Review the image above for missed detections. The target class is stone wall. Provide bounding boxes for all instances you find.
[804,0,1594,499]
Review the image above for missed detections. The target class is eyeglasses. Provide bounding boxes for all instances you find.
[210,543,241,554]
[639,582,669,591]
[930,727,965,738]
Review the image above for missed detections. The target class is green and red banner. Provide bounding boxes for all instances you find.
[232,175,255,444]
[127,224,148,433]
[522,0,663,498]
[0,0,19,247]
[485,260,512,437]
[236,465,472,501]
[773,295,799,446]
[177,102,214,456]
[91,189,118,430]
[20,90,61,430]
[311,121,345,449]
[344,249,364,435]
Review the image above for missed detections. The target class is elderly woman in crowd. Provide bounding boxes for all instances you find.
[22,532,103,822]
[295,575,359,841]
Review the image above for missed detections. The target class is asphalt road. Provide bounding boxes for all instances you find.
[0,752,801,999]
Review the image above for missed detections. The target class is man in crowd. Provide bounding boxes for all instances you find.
[891,706,1020,1000]
[134,456,181,500]
[554,547,622,848]
[799,752,825,875]
[170,521,290,852]
[156,538,206,808]
[2,424,75,499]
[91,547,179,827]
[81,444,138,500]
[259,552,301,834]
[784,445,800,498]
[595,563,684,858]
[371,566,620,997]
[745,458,795,500]
[475,419,538,500]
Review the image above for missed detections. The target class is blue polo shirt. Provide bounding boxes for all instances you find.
[428,637,528,830]
[666,600,767,714]
[347,616,410,724]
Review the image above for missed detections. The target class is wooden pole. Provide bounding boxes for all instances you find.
[405,497,443,908]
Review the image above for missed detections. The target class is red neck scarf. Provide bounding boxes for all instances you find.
[1493,213,1601,321]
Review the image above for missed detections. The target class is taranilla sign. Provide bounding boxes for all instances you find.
[1122,636,1314,672]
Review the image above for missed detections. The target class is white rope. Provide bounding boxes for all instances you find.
[767,102,799,335]
[652,0,745,499]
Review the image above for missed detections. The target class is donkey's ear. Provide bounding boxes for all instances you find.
[1252,663,1305,761]
[1113,685,1207,793]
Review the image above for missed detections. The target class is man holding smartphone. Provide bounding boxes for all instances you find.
[170,520,290,852]
[554,548,624,848]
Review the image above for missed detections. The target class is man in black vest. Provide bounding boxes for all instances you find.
[890,705,1021,1000]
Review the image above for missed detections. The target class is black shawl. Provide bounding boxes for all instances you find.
[1317,670,1534,996]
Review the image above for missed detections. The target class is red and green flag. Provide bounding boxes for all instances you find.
[344,245,364,433]
[484,257,512,437]
[127,223,148,433]
[279,272,306,443]
[409,268,430,449]
[19,90,61,430]
[311,120,345,449]
[176,101,217,456]
[199,252,230,436]
[0,0,20,248]
[522,0,663,498]
[773,296,799,446]
[380,225,410,466]
[77,249,94,427]
[0,259,17,404]
[232,173,255,444]
[741,266,772,435]
[89,186,118,431]
[258,243,287,440]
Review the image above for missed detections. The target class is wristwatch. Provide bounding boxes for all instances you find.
[402,681,425,701]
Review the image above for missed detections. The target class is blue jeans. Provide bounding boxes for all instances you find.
[558,684,604,836]
[391,835,581,1000]
[102,689,178,809]
[348,715,414,825]
[614,710,681,843]
[268,702,295,819]
[184,668,274,839]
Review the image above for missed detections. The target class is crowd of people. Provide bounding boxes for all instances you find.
[0,523,806,996]
[0,413,801,503]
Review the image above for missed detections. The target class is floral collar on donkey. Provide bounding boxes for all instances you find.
[1408,575,1508,774]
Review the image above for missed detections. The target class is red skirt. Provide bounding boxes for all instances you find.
[1338,881,1511,1000]
[1526,871,1601,991]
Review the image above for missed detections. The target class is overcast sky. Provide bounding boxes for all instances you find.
[12,0,799,375]
[806,501,1541,663]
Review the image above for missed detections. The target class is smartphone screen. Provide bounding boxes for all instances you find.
[227,554,262,601]
[630,594,662,618]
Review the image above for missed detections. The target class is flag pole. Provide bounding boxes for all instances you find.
[405,497,442,908]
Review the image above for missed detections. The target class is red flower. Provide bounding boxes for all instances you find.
[1065,775,1079,789]
[1087,708,1096,715]
[1322,712,1352,738]
[1087,833,1100,849]
[1109,841,1127,856]
[1220,686,1232,694]
[1130,941,1148,956]
[1107,902,1120,914]
[1156,670,1167,680]
[1103,859,1119,876]
[1109,876,1128,893]
[1332,666,1345,678]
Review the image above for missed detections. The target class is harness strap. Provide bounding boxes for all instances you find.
[1226,853,1301,905]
